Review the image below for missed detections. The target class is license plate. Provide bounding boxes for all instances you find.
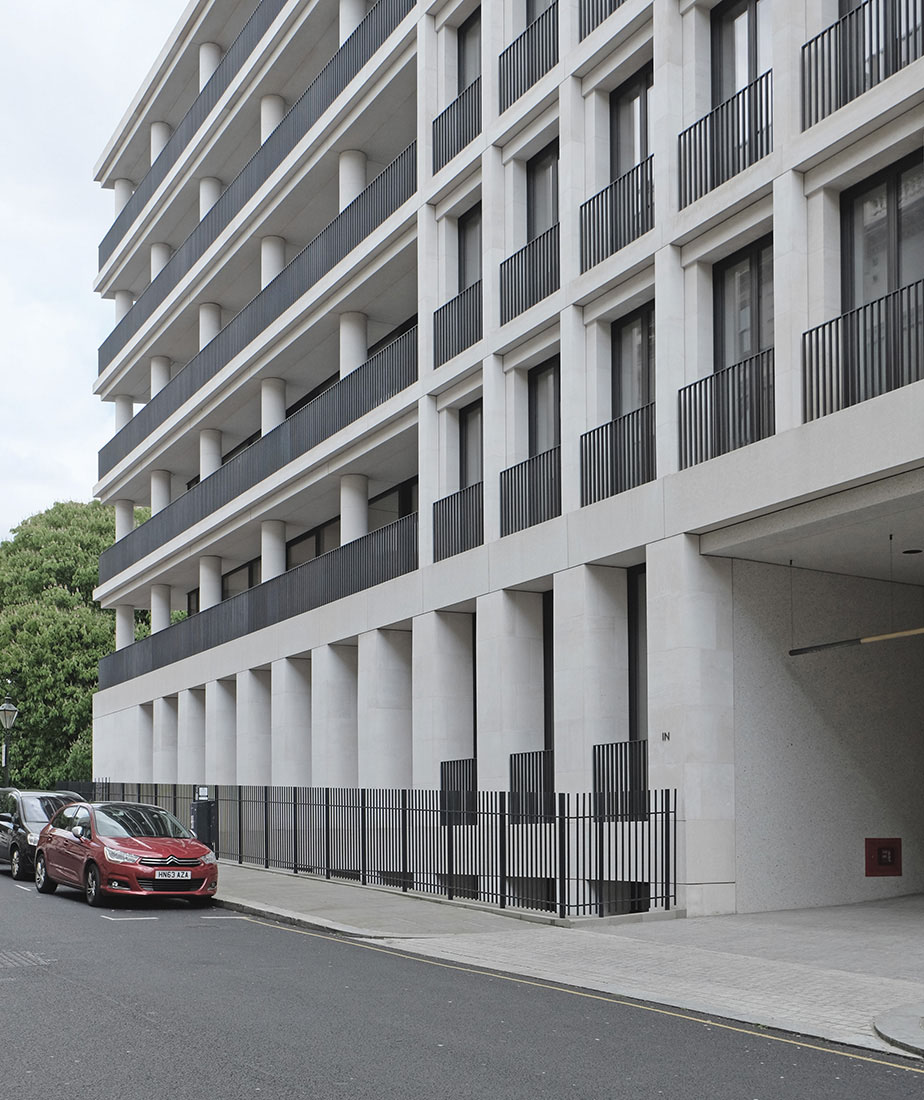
[154,869,192,880]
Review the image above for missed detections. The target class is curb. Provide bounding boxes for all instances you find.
[873,1003,924,1056]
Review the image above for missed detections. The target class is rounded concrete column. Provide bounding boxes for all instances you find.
[115,605,134,650]
[113,499,135,541]
[339,312,368,377]
[113,178,134,215]
[339,150,367,208]
[260,95,286,142]
[150,241,171,280]
[114,289,134,322]
[199,302,222,349]
[114,394,134,430]
[199,556,222,610]
[199,176,222,219]
[150,356,171,397]
[261,520,287,581]
[261,378,287,435]
[150,121,171,162]
[260,236,286,288]
[340,474,369,543]
[339,0,367,43]
[199,429,222,479]
[150,470,172,514]
[199,42,222,89]
[150,584,172,633]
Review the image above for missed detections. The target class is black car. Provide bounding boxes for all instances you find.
[0,789,84,880]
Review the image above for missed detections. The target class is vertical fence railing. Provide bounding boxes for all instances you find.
[499,223,560,324]
[500,446,561,536]
[678,350,775,468]
[802,0,924,128]
[440,758,478,827]
[678,71,773,208]
[803,278,924,421]
[509,749,556,826]
[579,0,628,37]
[592,740,649,822]
[432,77,482,172]
[580,403,656,506]
[433,481,484,560]
[433,281,483,367]
[580,157,654,272]
[499,1,559,112]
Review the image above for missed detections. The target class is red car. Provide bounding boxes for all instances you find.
[35,801,218,907]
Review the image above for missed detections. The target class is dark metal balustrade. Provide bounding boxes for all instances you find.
[433,281,483,367]
[499,223,560,324]
[802,0,923,128]
[509,749,555,824]
[440,758,478,826]
[579,0,628,38]
[99,0,415,372]
[432,77,482,173]
[580,157,654,272]
[803,278,924,421]
[580,403,656,506]
[99,0,287,267]
[678,71,773,208]
[678,350,775,468]
[593,739,649,822]
[500,446,561,536]
[98,329,418,582]
[433,482,484,561]
[98,514,418,689]
[499,2,559,113]
[99,142,417,478]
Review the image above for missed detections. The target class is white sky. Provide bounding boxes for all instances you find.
[0,1,189,541]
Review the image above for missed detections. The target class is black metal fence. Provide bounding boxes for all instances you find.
[99,514,418,688]
[803,278,924,421]
[678,71,773,208]
[802,0,923,128]
[440,758,477,826]
[433,482,484,561]
[99,329,417,582]
[500,223,560,324]
[99,0,415,372]
[678,350,775,468]
[500,446,561,536]
[433,77,482,173]
[499,2,559,113]
[580,157,654,272]
[91,780,676,918]
[509,749,555,824]
[580,404,656,506]
[99,142,417,478]
[433,281,483,367]
[579,0,627,38]
[593,740,648,822]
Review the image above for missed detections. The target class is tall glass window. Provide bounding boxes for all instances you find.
[528,357,561,454]
[711,0,771,104]
[526,140,559,241]
[610,68,651,180]
[457,8,481,94]
[714,236,774,369]
[612,304,655,418]
[459,399,483,487]
[458,202,482,291]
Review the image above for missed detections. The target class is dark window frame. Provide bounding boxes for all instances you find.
[527,356,561,455]
[611,302,655,418]
[526,140,560,242]
[459,398,484,488]
[713,233,774,371]
[457,8,482,94]
[458,202,483,292]
[609,66,652,181]
[711,0,766,105]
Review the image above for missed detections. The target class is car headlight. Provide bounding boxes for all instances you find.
[104,846,138,864]
[27,832,39,847]
[198,850,217,865]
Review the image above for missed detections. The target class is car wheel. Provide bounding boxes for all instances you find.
[10,847,27,881]
[35,853,57,894]
[84,864,104,907]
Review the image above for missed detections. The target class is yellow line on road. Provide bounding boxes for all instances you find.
[242,915,923,1075]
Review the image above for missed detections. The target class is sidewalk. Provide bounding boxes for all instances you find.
[215,861,924,1057]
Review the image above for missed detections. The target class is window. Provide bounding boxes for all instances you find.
[459,399,483,487]
[612,304,655,418]
[221,559,261,601]
[526,140,559,241]
[286,517,341,570]
[528,357,560,454]
[610,68,651,180]
[457,9,481,94]
[366,314,419,358]
[527,0,554,23]
[711,0,771,104]
[458,203,482,291]
[368,478,418,532]
[714,236,773,370]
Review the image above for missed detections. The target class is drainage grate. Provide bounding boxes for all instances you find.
[0,950,50,969]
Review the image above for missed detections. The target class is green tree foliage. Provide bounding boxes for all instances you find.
[0,501,115,787]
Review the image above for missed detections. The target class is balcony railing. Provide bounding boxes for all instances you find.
[678,71,773,208]
[499,223,560,324]
[99,0,415,372]
[678,350,775,468]
[499,1,559,113]
[99,142,417,479]
[98,329,418,583]
[98,514,418,689]
[802,0,924,128]
[593,739,649,823]
[802,278,924,421]
[99,0,288,267]
[432,77,482,173]
[500,446,561,536]
[440,758,477,826]
[580,0,628,38]
[580,403,656,506]
[580,157,654,272]
[433,482,484,561]
[433,281,483,367]
[509,749,555,824]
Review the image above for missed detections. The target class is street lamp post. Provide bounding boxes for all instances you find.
[0,696,19,786]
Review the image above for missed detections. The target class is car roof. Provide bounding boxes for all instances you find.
[2,789,83,799]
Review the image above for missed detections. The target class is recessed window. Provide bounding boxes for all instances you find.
[711,0,771,105]
[610,68,651,180]
[714,236,774,369]
[612,304,655,418]
[459,399,483,488]
[457,9,481,94]
[526,141,559,241]
[528,357,561,455]
[458,203,482,292]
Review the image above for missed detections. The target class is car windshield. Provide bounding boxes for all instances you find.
[94,805,191,839]
[22,795,71,824]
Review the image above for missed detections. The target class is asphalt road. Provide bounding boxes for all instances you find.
[2,870,921,1100]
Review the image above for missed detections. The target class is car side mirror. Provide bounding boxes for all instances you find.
[0,812,12,824]
[71,825,86,840]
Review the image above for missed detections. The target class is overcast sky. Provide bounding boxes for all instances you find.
[0,1,189,541]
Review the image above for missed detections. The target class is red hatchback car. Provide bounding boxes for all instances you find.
[35,801,218,907]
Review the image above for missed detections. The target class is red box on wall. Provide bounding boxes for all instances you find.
[865,838,902,877]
